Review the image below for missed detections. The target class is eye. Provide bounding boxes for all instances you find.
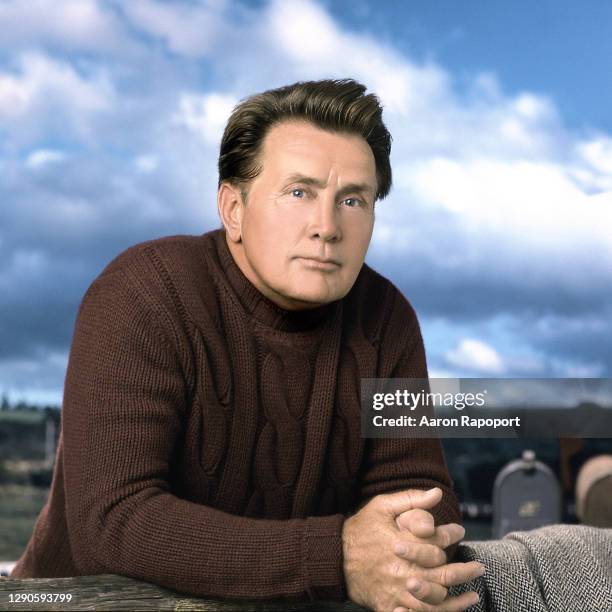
[341,197,363,208]
[291,188,306,198]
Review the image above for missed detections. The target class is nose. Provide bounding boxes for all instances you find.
[309,195,342,242]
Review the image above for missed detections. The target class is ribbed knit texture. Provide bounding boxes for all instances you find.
[11,228,460,602]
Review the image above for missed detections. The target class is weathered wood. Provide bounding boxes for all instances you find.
[0,574,368,611]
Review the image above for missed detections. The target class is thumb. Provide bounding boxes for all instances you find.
[382,487,443,516]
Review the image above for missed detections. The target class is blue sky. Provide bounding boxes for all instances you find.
[322,0,612,133]
[0,0,611,406]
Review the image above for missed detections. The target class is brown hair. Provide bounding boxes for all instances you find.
[217,78,392,202]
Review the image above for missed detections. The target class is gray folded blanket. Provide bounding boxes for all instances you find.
[448,524,612,612]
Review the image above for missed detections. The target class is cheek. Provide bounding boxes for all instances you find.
[257,206,302,246]
[246,213,292,274]
[346,216,374,251]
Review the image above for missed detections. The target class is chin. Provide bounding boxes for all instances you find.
[285,287,342,307]
[274,275,347,307]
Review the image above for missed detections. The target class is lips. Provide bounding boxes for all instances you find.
[297,256,341,265]
[296,256,341,270]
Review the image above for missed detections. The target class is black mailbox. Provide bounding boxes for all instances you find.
[492,449,561,538]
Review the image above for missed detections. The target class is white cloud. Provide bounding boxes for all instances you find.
[25,149,66,169]
[173,92,237,146]
[0,0,127,53]
[513,93,554,121]
[445,339,506,374]
[120,0,230,57]
[265,0,449,115]
[571,136,612,192]
[0,52,115,142]
[0,72,29,118]
[579,137,612,174]
[134,154,159,173]
[407,157,612,252]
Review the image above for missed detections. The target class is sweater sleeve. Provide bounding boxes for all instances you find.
[62,261,346,602]
[355,289,462,560]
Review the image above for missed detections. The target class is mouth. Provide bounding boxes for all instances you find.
[295,256,342,271]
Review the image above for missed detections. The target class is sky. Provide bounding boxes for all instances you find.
[0,0,611,406]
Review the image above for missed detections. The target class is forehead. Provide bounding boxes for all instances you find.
[260,120,376,180]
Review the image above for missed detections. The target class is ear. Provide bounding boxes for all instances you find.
[217,182,245,243]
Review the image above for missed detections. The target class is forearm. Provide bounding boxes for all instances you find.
[66,482,346,601]
[357,436,461,518]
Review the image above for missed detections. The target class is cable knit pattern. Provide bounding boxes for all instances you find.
[10,228,460,602]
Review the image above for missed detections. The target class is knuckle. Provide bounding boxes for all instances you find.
[407,599,428,612]
[439,567,451,585]
[397,592,419,611]
[390,597,406,611]
[422,583,448,607]
[440,530,451,548]
[390,559,405,579]
[427,544,444,565]
[416,546,430,566]
[436,587,449,605]
[372,494,384,509]
[404,509,418,522]
[378,495,396,514]
[416,580,430,597]
[405,490,418,505]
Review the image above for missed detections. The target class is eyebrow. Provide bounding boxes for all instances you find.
[282,173,376,200]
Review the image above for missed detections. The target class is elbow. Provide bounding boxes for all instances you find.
[68,517,116,576]
[66,498,130,577]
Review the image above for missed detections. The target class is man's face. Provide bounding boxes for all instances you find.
[225,120,377,311]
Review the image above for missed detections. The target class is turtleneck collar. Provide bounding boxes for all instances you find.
[210,228,339,333]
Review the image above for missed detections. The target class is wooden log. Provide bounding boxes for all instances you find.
[0,574,368,611]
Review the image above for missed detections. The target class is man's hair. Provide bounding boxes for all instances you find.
[217,78,392,202]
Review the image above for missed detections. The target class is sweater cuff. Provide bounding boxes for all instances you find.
[302,514,347,602]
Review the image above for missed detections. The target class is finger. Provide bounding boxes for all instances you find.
[393,539,447,568]
[396,522,466,550]
[397,508,436,538]
[382,487,443,516]
[423,561,486,587]
[395,589,480,612]
[406,577,448,605]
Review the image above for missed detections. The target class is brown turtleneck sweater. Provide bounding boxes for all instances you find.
[11,228,460,602]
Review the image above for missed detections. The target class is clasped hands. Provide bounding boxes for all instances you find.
[342,488,485,612]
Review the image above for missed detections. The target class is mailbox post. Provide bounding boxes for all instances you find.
[492,449,561,538]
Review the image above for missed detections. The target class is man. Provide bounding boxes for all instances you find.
[11,79,484,611]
